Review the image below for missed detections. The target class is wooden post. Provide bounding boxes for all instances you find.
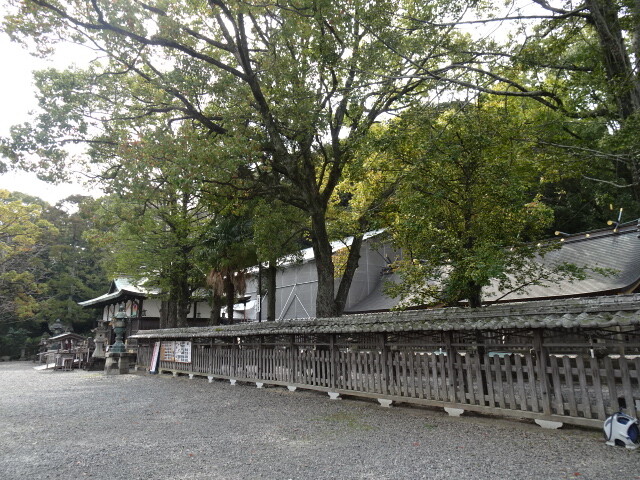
[475,330,488,395]
[289,334,295,384]
[445,331,457,403]
[329,334,337,389]
[190,337,194,373]
[533,329,552,416]
[258,336,263,380]
[379,334,388,395]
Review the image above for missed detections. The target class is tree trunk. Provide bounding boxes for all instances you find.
[334,234,364,316]
[585,0,640,119]
[225,275,235,324]
[208,294,223,326]
[267,261,277,321]
[166,299,178,328]
[159,300,168,329]
[467,282,483,308]
[174,276,190,328]
[310,211,337,318]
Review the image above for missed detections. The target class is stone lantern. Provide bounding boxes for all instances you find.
[92,320,108,359]
[110,306,128,354]
[104,305,135,375]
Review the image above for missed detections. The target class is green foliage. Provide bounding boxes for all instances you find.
[0,192,109,357]
[2,0,640,318]
[383,100,565,306]
[0,190,55,322]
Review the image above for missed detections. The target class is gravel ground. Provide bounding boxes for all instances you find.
[1,361,639,480]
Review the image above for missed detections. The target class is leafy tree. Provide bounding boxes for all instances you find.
[36,195,110,332]
[0,190,56,323]
[443,1,640,210]
[203,215,257,324]
[84,127,222,328]
[383,100,577,307]
[0,192,108,358]
[2,0,481,317]
[252,198,308,321]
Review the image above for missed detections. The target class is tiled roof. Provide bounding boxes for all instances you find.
[79,277,156,307]
[131,293,640,339]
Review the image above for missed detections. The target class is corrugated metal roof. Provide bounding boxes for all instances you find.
[486,224,640,301]
[344,272,401,313]
[345,223,640,312]
[130,293,640,339]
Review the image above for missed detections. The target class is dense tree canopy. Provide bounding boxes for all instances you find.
[1,0,491,317]
[0,192,109,357]
[0,0,639,332]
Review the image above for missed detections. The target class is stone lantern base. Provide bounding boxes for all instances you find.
[104,352,136,375]
[86,356,106,371]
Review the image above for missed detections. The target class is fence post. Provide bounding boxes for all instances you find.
[329,334,337,389]
[445,331,457,403]
[289,334,295,384]
[190,337,194,373]
[533,329,552,416]
[257,336,263,380]
[379,333,388,395]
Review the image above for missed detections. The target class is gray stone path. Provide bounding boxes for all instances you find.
[0,361,638,479]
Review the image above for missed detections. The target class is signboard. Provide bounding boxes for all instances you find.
[159,340,192,363]
[174,341,191,363]
[149,341,160,373]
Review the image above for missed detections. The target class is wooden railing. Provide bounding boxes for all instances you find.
[135,338,640,428]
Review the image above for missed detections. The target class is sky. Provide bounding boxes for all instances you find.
[0,11,100,205]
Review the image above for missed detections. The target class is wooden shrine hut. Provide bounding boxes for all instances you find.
[40,332,89,370]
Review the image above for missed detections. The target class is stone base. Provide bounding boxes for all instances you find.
[378,399,393,408]
[534,419,563,429]
[287,385,297,392]
[328,392,341,400]
[444,407,465,417]
[85,357,106,371]
[104,352,136,375]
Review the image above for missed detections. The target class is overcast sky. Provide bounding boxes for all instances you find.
[0,10,99,205]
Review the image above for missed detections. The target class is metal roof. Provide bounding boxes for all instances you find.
[345,223,640,312]
[486,223,640,301]
[130,293,640,339]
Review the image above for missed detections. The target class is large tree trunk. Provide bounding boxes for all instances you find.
[334,234,364,316]
[585,0,640,120]
[208,294,223,326]
[167,299,178,328]
[174,270,191,328]
[310,211,337,318]
[224,275,235,324]
[159,300,168,329]
[267,261,277,321]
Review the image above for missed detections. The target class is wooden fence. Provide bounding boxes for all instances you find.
[134,326,640,428]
